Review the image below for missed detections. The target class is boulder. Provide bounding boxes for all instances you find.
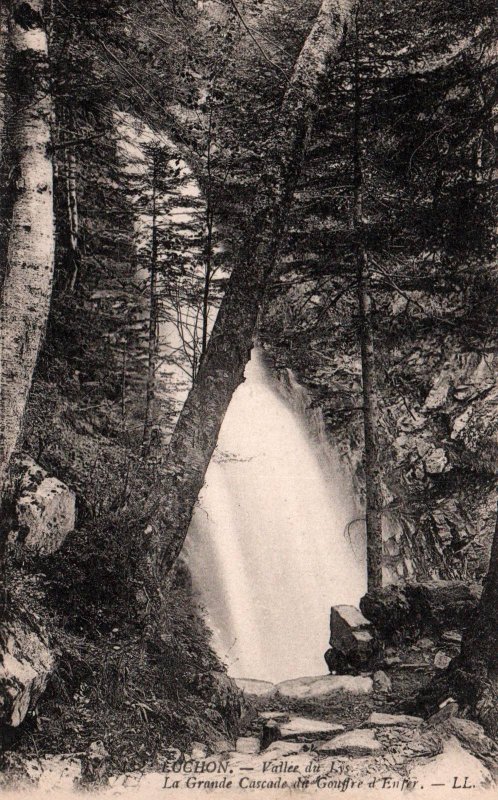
[405,581,482,633]
[434,651,452,669]
[360,581,482,642]
[275,674,373,700]
[12,458,75,555]
[0,620,55,727]
[360,585,412,641]
[328,605,375,671]
[316,729,382,757]
[373,670,392,693]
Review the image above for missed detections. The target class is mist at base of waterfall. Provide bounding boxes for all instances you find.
[184,347,366,684]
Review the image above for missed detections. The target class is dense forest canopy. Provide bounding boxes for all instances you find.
[0,0,496,776]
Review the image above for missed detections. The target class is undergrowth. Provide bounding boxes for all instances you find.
[4,511,242,774]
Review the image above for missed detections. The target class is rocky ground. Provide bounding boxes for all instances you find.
[2,670,497,798]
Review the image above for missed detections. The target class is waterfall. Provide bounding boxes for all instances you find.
[184,347,366,684]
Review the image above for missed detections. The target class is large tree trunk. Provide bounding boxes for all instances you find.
[0,0,55,491]
[146,0,355,578]
[412,505,498,738]
[452,505,498,737]
[352,13,383,591]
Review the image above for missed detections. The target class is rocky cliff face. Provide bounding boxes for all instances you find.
[262,305,497,584]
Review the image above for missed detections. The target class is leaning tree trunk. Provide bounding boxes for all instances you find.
[0,0,55,491]
[145,0,356,578]
[352,12,383,591]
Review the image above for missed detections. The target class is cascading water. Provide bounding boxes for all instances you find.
[184,347,366,684]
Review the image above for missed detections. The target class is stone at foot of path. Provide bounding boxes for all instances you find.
[236,737,260,754]
[263,740,309,757]
[362,712,423,728]
[263,716,344,745]
[234,678,275,696]
[276,674,372,699]
[316,729,383,757]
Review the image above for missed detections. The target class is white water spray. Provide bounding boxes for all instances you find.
[184,347,366,684]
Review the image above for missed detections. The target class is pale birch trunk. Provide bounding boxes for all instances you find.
[145,0,356,578]
[0,0,55,491]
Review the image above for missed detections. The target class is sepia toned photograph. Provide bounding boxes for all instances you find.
[0,0,496,797]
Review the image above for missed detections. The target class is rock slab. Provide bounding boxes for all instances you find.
[261,715,345,747]
[316,729,383,757]
[0,620,55,727]
[362,712,423,728]
[275,674,373,700]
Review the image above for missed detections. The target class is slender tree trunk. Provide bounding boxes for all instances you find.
[0,4,7,167]
[201,210,213,364]
[200,112,214,363]
[144,0,355,578]
[142,157,160,457]
[0,3,9,289]
[0,0,55,491]
[63,109,80,292]
[121,341,127,422]
[352,13,383,591]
